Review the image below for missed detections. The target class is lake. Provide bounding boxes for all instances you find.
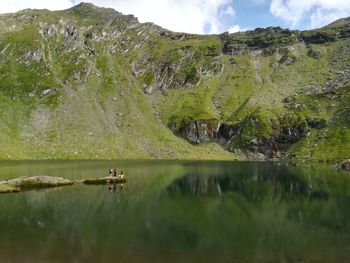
[0,160,350,263]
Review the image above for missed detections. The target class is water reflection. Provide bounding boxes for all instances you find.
[107,183,125,192]
[108,184,117,192]
[167,169,329,201]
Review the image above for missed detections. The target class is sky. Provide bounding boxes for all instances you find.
[0,0,350,34]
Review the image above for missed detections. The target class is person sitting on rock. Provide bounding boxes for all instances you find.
[108,168,113,176]
[113,168,117,177]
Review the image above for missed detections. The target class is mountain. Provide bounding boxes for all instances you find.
[0,2,349,161]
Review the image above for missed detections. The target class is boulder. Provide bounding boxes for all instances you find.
[307,118,328,129]
[179,120,220,144]
[334,160,350,172]
[0,183,20,194]
[4,176,74,189]
[83,176,126,185]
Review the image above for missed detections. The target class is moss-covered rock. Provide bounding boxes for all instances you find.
[5,176,74,189]
[0,183,20,194]
[178,119,220,144]
[83,176,127,185]
[220,27,299,55]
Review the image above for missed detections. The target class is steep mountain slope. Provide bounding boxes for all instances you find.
[0,3,349,161]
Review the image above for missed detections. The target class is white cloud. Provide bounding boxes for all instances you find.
[0,0,242,34]
[270,0,350,28]
[228,25,248,33]
[0,0,74,14]
[83,0,233,34]
[222,6,235,16]
[0,0,235,34]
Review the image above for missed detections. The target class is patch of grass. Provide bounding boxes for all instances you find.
[288,87,350,161]
[159,85,219,129]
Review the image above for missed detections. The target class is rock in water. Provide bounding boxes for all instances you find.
[4,176,74,189]
[0,183,20,194]
[334,160,350,172]
[83,176,126,185]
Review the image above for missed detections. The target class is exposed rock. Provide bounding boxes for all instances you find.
[180,120,221,144]
[307,118,327,129]
[218,123,240,139]
[334,160,350,172]
[233,149,267,160]
[65,25,77,38]
[282,95,295,103]
[175,114,315,159]
[307,48,321,59]
[220,27,299,55]
[0,183,20,194]
[41,88,55,97]
[134,44,222,92]
[4,176,73,189]
[83,176,126,185]
[159,30,190,40]
[0,175,127,193]
[39,22,57,38]
[143,84,154,95]
[301,30,337,44]
[215,114,311,159]
[246,124,309,158]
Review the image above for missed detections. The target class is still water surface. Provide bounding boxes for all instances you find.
[0,160,350,263]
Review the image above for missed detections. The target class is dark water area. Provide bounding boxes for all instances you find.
[0,160,350,263]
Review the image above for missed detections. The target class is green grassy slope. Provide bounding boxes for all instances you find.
[0,3,349,161]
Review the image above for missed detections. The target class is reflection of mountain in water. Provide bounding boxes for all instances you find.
[167,164,329,201]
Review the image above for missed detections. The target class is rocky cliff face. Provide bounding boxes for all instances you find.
[0,3,349,161]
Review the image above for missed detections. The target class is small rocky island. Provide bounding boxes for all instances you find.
[83,176,126,185]
[0,175,126,194]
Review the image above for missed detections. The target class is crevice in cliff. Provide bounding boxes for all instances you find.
[176,115,329,160]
